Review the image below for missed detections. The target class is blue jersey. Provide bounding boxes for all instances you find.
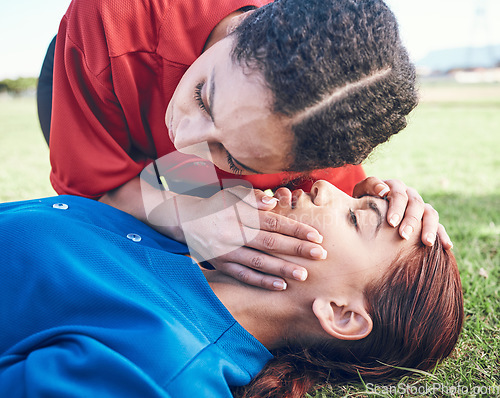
[0,196,272,397]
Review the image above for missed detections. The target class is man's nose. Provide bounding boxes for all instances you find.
[174,118,210,149]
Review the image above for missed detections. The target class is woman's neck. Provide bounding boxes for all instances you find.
[202,270,316,350]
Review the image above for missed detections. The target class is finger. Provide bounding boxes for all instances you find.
[229,188,323,244]
[222,246,308,282]
[245,228,327,260]
[437,223,453,249]
[225,185,279,210]
[352,176,390,198]
[256,210,324,244]
[398,187,425,241]
[274,187,292,209]
[215,259,289,291]
[237,205,323,244]
[420,203,439,246]
[384,179,409,227]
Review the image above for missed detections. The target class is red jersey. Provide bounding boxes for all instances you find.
[50,0,365,199]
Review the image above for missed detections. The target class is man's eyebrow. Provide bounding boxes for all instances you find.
[368,200,383,236]
[231,155,263,174]
[208,68,216,123]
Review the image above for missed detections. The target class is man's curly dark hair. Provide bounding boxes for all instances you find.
[231,0,418,171]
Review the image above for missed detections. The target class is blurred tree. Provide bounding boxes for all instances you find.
[0,77,38,95]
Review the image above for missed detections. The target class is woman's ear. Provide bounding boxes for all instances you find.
[312,297,373,340]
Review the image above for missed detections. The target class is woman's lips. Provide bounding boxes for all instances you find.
[291,189,314,209]
[291,189,305,209]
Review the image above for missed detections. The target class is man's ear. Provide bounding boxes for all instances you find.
[312,297,373,340]
[226,9,255,35]
[204,9,256,52]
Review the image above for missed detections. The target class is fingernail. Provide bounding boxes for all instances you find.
[426,232,436,245]
[273,280,287,290]
[310,247,327,259]
[389,214,400,227]
[377,185,390,197]
[262,196,278,205]
[307,231,323,244]
[448,240,454,249]
[401,225,413,240]
[292,269,308,281]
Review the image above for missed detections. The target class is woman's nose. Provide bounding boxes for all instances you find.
[311,180,344,205]
[310,180,329,204]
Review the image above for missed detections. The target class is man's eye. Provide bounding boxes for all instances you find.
[349,209,358,227]
[194,82,208,113]
[226,152,243,175]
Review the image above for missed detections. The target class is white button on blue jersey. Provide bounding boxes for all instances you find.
[126,233,142,242]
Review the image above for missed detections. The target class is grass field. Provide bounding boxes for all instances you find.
[0,82,499,397]
[0,96,55,201]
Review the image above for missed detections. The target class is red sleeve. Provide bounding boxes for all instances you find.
[49,0,164,198]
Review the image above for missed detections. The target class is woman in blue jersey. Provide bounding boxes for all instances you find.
[0,181,463,397]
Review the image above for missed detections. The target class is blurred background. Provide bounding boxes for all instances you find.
[1,0,500,82]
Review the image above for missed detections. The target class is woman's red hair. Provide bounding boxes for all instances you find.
[235,237,464,398]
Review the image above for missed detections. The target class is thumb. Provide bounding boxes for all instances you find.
[223,184,278,210]
[352,176,390,198]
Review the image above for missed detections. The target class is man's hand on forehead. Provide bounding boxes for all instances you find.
[352,176,452,249]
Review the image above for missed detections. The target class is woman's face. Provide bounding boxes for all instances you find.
[273,180,419,294]
[166,36,292,175]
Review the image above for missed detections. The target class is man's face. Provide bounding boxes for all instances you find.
[166,36,293,176]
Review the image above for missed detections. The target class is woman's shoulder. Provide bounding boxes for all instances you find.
[0,195,189,255]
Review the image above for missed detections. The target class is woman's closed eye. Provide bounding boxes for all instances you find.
[348,200,384,236]
[349,209,358,229]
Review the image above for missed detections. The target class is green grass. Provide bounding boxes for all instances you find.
[0,96,55,202]
[1,83,499,397]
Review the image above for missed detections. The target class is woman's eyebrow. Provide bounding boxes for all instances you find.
[368,200,383,236]
[208,68,216,124]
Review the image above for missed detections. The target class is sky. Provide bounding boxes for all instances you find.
[1,0,499,80]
